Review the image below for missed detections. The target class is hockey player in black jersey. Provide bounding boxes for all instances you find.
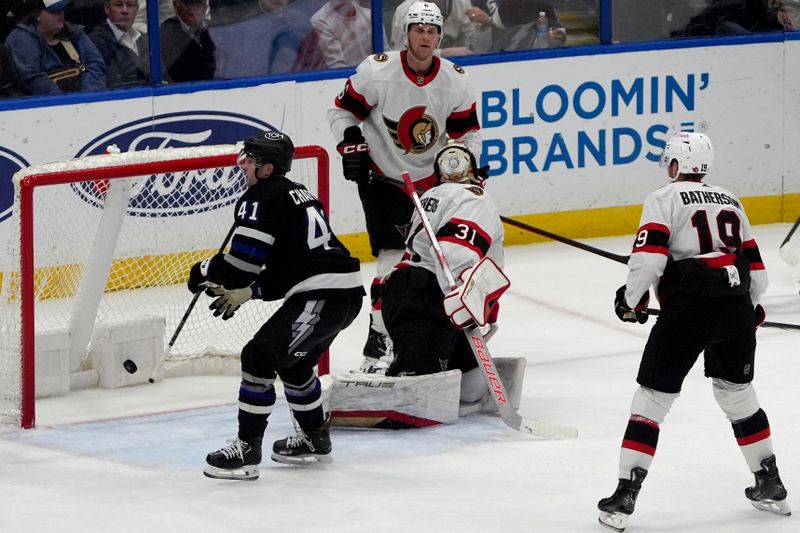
[187,131,364,480]
[598,132,790,532]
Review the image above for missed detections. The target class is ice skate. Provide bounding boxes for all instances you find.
[203,437,262,481]
[271,420,332,465]
[597,467,647,532]
[745,455,791,516]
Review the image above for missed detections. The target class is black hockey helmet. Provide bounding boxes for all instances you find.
[240,131,295,175]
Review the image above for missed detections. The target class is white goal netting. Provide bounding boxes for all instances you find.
[0,145,328,428]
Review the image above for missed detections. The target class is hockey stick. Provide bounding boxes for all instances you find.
[778,216,800,266]
[401,171,578,439]
[644,307,800,331]
[148,222,237,383]
[370,173,630,264]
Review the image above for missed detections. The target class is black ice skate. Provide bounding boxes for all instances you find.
[203,437,262,481]
[597,467,648,532]
[271,421,332,465]
[745,455,791,516]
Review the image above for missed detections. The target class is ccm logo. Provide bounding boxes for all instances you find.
[341,143,369,154]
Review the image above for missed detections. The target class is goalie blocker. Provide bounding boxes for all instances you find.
[324,357,526,428]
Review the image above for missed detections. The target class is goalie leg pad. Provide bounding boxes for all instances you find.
[459,357,526,416]
[328,370,461,428]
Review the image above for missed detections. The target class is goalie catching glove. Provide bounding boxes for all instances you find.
[443,257,510,329]
[206,284,259,320]
[614,285,650,324]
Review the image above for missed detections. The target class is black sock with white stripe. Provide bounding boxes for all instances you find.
[283,374,325,431]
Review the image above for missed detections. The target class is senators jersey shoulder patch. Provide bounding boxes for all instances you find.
[453,64,465,74]
[467,185,484,196]
[373,53,389,62]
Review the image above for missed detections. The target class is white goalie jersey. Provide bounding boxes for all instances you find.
[625,180,768,307]
[396,181,504,293]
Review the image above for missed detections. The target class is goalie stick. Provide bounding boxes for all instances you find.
[401,172,578,439]
[778,216,800,267]
[148,222,237,383]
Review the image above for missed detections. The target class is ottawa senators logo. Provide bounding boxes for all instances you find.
[373,53,388,62]
[383,106,439,155]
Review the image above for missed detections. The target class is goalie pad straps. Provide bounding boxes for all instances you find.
[444,257,510,328]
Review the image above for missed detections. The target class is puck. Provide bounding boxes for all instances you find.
[123,359,138,374]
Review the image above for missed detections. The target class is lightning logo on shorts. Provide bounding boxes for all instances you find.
[289,300,325,355]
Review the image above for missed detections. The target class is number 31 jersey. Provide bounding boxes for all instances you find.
[206,176,364,301]
[397,182,504,293]
[625,179,767,307]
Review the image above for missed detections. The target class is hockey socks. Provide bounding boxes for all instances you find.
[618,415,659,478]
[731,408,773,472]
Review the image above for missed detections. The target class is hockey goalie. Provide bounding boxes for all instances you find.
[326,141,525,428]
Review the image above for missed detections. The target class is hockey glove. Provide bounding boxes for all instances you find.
[614,285,649,324]
[187,259,211,294]
[206,284,257,320]
[336,126,371,184]
[754,304,766,329]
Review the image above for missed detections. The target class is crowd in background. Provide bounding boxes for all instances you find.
[1,0,799,98]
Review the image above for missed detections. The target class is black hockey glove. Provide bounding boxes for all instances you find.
[614,285,649,324]
[754,304,766,330]
[336,126,371,184]
[187,260,210,294]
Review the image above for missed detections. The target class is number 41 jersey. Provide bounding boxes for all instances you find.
[207,176,364,301]
[625,179,767,307]
[399,182,504,293]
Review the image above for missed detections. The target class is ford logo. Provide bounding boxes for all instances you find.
[0,147,30,223]
[72,111,275,217]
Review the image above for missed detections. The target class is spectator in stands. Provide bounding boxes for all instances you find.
[777,0,800,29]
[1,43,25,97]
[389,0,491,56]
[90,0,154,87]
[134,0,176,33]
[675,0,783,36]
[466,0,566,52]
[160,0,215,81]
[5,0,106,95]
[311,0,374,69]
[210,0,323,79]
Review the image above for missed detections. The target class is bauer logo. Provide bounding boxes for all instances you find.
[72,112,275,217]
[0,147,30,223]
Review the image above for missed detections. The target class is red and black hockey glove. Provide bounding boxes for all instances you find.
[614,285,649,324]
[336,126,371,184]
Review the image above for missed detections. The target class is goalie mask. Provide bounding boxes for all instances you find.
[433,142,479,184]
[404,1,444,47]
[659,132,713,179]
[239,131,295,175]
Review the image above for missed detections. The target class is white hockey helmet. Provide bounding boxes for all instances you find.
[404,2,444,33]
[434,141,479,184]
[659,132,713,176]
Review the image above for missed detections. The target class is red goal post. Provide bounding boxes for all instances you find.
[1,144,329,429]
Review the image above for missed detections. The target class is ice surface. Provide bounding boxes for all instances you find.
[1,224,797,533]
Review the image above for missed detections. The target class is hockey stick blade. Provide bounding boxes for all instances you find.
[401,171,577,439]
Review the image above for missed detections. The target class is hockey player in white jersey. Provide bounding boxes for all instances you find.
[328,1,481,372]
[598,132,790,532]
[382,142,509,391]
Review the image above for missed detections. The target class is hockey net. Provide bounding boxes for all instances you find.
[0,145,329,429]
